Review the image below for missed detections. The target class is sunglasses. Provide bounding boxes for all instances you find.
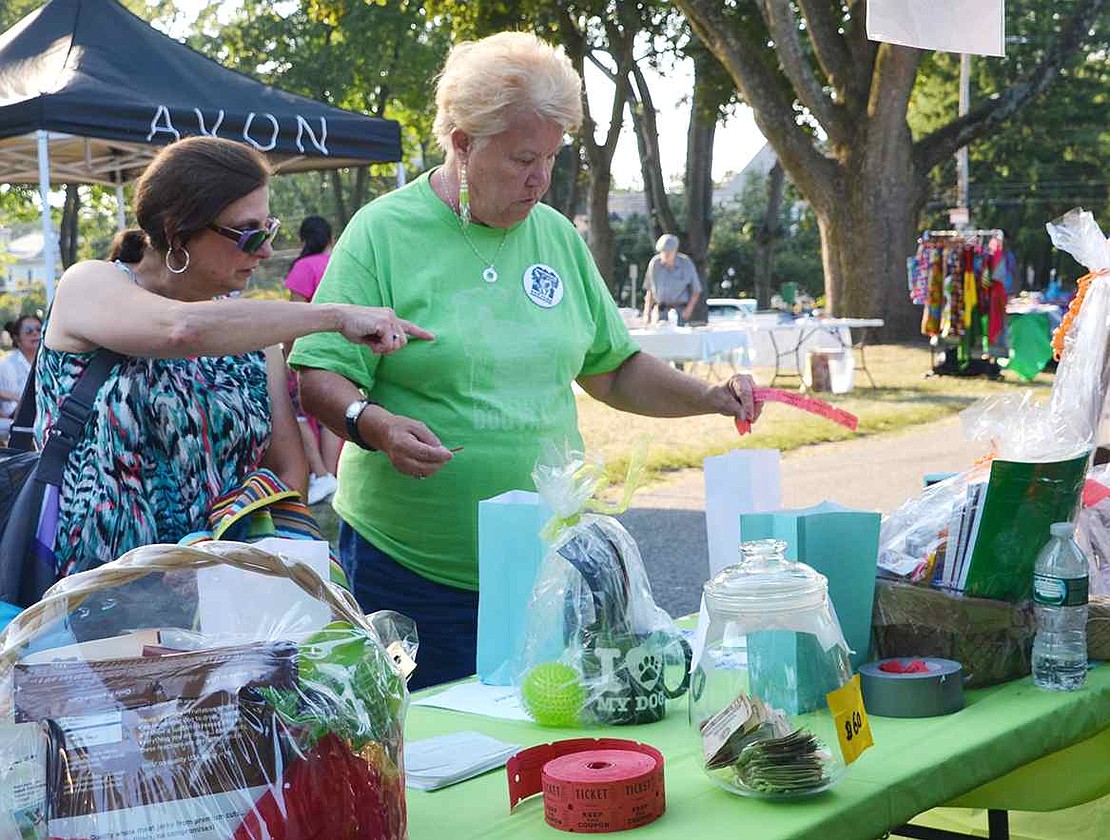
[209,217,281,254]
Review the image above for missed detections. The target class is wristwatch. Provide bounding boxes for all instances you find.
[344,398,377,451]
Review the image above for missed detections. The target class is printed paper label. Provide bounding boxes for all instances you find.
[827,674,874,765]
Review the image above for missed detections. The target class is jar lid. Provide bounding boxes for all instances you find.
[704,539,828,613]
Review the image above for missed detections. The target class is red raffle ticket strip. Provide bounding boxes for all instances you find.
[507,738,666,833]
[735,386,859,435]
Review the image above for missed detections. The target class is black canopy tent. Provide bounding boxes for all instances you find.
[0,0,403,298]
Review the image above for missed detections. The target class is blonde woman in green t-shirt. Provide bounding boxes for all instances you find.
[291,32,764,690]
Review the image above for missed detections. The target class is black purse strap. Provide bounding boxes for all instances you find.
[7,355,41,452]
[11,350,124,486]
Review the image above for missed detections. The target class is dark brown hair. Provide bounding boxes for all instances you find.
[5,315,42,344]
[134,136,270,253]
[107,228,149,263]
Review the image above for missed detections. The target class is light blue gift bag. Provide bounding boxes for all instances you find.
[476,490,552,685]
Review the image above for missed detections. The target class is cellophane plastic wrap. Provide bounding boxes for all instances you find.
[879,210,1110,592]
[0,542,412,840]
[1078,463,1110,596]
[514,445,691,727]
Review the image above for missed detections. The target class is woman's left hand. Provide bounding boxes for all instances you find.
[707,373,762,423]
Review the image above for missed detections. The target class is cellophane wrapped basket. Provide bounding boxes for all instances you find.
[0,542,412,840]
[875,210,1110,679]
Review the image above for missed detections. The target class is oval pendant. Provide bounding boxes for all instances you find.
[483,266,498,284]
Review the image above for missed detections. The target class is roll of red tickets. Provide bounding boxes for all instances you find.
[735,386,859,435]
[507,738,666,833]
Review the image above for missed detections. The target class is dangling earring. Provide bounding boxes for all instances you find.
[165,245,190,274]
[458,160,470,228]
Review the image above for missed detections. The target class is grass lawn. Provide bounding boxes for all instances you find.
[576,343,1054,486]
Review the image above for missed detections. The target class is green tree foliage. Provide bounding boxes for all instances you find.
[707,177,822,301]
[187,0,451,228]
[910,8,1110,287]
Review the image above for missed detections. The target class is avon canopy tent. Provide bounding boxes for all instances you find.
[0,0,403,295]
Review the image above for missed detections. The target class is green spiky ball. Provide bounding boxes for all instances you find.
[521,662,585,727]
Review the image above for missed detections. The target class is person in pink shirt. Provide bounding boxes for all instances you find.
[284,216,342,501]
[284,216,333,302]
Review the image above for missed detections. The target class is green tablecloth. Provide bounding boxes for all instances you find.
[405,666,1110,840]
[1006,312,1054,381]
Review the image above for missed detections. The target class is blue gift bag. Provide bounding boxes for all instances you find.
[476,490,552,685]
[741,501,880,675]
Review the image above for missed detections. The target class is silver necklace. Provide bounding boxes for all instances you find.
[461,226,510,284]
[437,168,509,284]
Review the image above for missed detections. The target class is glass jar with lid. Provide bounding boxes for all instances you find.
[689,539,852,798]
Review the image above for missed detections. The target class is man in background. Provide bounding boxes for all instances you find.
[642,234,702,325]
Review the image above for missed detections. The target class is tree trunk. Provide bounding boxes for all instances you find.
[586,157,616,291]
[815,135,921,336]
[352,166,369,211]
[753,161,784,309]
[683,47,719,297]
[331,170,350,228]
[543,140,581,220]
[629,63,678,242]
[59,184,80,268]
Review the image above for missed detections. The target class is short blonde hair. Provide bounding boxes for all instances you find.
[433,32,583,151]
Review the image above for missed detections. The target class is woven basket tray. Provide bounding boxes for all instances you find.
[872,581,1110,688]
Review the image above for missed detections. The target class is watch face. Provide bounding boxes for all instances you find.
[346,400,366,421]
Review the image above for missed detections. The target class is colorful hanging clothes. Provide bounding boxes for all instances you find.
[921,247,944,336]
[962,245,977,330]
[945,247,965,338]
[915,234,1008,347]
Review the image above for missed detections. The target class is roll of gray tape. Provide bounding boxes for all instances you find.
[859,658,964,718]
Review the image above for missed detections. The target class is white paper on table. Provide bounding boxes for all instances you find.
[704,449,782,578]
[195,538,332,642]
[404,731,521,791]
[411,682,531,722]
[867,0,1005,57]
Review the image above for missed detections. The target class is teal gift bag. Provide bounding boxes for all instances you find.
[741,501,880,673]
[477,490,551,685]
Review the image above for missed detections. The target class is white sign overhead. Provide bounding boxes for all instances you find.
[867,0,1006,57]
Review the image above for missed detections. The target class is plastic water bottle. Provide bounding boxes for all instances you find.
[1032,522,1089,691]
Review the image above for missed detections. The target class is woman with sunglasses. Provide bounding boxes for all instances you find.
[37,135,432,578]
[0,315,42,441]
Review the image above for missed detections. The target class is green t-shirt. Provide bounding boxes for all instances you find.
[288,171,639,590]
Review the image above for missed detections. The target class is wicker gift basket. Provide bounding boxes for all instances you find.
[0,541,411,840]
[872,581,1110,688]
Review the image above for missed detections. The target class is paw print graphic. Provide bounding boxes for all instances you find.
[624,644,662,690]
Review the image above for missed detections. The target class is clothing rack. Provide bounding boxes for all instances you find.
[920,229,1004,242]
[915,229,1007,379]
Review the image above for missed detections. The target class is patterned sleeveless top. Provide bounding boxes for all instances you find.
[34,270,272,575]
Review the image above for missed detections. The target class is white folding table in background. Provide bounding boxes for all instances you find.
[760,317,885,389]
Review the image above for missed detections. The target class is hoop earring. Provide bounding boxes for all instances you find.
[165,246,190,275]
[458,160,470,228]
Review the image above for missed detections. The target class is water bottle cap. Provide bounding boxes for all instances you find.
[1050,522,1075,538]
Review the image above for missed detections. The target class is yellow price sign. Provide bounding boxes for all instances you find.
[826,674,874,765]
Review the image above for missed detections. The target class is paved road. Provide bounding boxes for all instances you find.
[616,415,991,617]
